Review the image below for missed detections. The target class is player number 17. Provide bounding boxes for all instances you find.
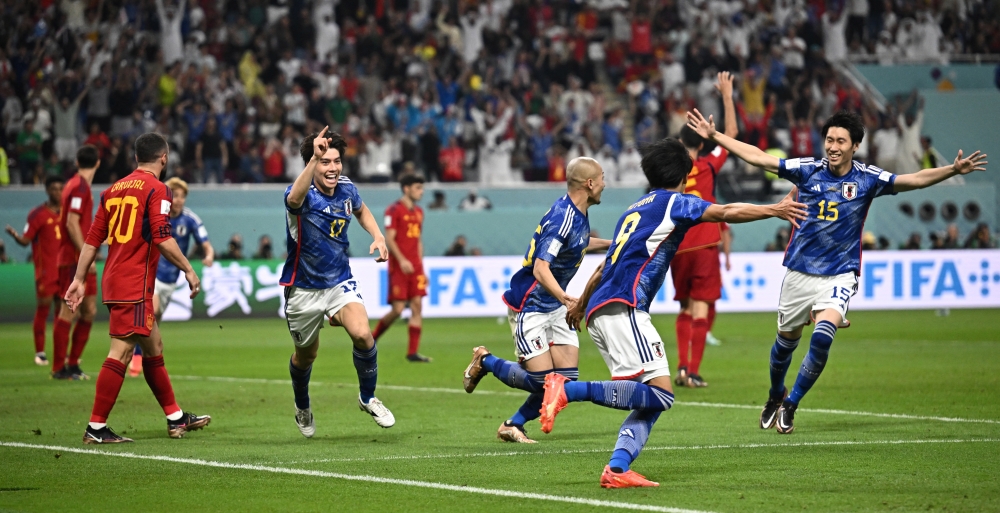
[329,219,346,238]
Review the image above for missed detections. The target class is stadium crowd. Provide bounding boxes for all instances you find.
[1,0,998,188]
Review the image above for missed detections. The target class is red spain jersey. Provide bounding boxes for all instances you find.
[58,173,94,267]
[384,200,423,273]
[23,203,62,284]
[85,170,173,304]
[677,145,728,253]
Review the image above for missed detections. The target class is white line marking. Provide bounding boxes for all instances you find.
[278,438,1000,464]
[172,375,1000,425]
[0,442,713,513]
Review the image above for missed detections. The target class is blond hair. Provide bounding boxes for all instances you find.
[165,177,189,196]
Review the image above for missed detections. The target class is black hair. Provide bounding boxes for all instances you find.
[76,145,100,168]
[400,174,425,189]
[300,131,348,165]
[679,125,705,150]
[134,133,169,163]
[45,175,65,188]
[821,111,865,145]
[639,138,693,190]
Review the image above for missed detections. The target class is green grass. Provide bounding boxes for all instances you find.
[1,309,999,513]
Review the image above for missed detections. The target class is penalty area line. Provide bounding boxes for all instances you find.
[0,442,713,513]
[172,375,1000,425]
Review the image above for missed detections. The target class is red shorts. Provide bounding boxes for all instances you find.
[36,270,60,299]
[670,246,722,302]
[107,297,154,338]
[387,269,428,302]
[58,265,97,298]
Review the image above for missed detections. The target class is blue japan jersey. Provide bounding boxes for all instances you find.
[280,178,362,289]
[779,158,895,276]
[587,191,712,321]
[156,208,209,284]
[503,195,591,313]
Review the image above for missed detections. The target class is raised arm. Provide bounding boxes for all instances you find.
[716,72,738,138]
[354,202,388,262]
[566,260,605,331]
[700,193,808,227]
[287,126,328,210]
[687,108,780,172]
[894,149,987,192]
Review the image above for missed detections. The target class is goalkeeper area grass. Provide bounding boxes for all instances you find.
[1,309,998,513]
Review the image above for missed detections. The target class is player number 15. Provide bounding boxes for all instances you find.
[816,200,839,221]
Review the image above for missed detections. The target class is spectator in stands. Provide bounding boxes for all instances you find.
[942,224,961,249]
[428,191,447,211]
[862,231,877,250]
[902,232,923,250]
[896,93,925,175]
[766,226,792,252]
[16,119,43,184]
[221,234,245,260]
[445,235,467,257]
[872,116,900,173]
[470,247,484,256]
[196,118,228,184]
[458,189,492,211]
[964,223,997,249]
[253,236,274,260]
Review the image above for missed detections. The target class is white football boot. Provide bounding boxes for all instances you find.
[295,407,315,438]
[359,396,395,428]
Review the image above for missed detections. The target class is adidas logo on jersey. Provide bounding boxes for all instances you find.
[810,184,822,193]
[323,206,332,214]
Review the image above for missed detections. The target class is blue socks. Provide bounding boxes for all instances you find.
[609,410,662,472]
[769,333,800,399]
[508,367,578,426]
[788,321,837,405]
[564,380,675,411]
[289,357,312,410]
[481,355,543,393]
[353,344,378,403]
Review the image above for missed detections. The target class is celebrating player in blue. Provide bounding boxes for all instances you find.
[685,108,987,434]
[539,138,808,488]
[462,157,610,444]
[129,177,216,377]
[282,127,393,437]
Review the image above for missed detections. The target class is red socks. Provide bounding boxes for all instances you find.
[52,318,71,372]
[707,303,717,331]
[33,303,50,353]
[675,313,692,369]
[90,359,127,423]
[372,319,390,341]
[407,326,421,356]
[689,319,709,376]
[68,320,92,366]
[142,355,181,416]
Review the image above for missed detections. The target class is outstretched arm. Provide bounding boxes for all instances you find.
[894,150,988,192]
[586,237,612,252]
[5,225,30,246]
[700,193,808,228]
[566,260,605,331]
[687,108,780,172]
[354,202,389,262]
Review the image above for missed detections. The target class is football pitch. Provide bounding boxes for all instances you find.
[1,309,998,513]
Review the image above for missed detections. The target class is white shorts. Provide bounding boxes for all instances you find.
[587,302,670,383]
[777,269,858,332]
[284,279,365,347]
[154,278,178,314]
[507,306,579,361]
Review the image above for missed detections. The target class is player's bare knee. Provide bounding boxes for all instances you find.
[645,376,675,396]
[779,327,804,340]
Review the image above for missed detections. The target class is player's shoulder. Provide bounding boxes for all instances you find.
[181,207,204,224]
[853,160,893,183]
[27,204,46,221]
[337,176,357,192]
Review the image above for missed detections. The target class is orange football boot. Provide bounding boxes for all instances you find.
[600,465,660,488]
[539,372,570,434]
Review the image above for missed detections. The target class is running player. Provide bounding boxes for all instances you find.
[53,146,100,380]
[536,138,806,487]
[463,158,610,444]
[66,132,210,444]
[686,108,987,434]
[671,72,737,388]
[371,174,431,362]
[5,176,64,366]
[128,177,215,377]
[283,127,393,438]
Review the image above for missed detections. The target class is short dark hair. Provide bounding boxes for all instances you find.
[400,174,425,189]
[45,176,65,188]
[76,145,100,168]
[640,138,693,190]
[821,111,865,145]
[300,131,347,165]
[134,133,169,163]
[679,125,705,150]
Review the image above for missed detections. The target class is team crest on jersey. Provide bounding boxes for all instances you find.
[176,225,187,236]
[651,341,664,359]
[842,182,858,200]
[532,336,544,351]
[344,199,353,217]
[145,314,154,330]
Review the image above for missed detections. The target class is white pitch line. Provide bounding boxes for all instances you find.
[172,375,1000,425]
[278,438,1000,465]
[0,442,713,513]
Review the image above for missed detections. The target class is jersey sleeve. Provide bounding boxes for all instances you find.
[85,193,110,247]
[349,184,363,214]
[23,211,41,240]
[701,145,728,174]
[189,212,209,243]
[383,204,396,230]
[777,157,816,186]
[284,186,307,215]
[867,165,897,197]
[149,185,173,245]
[672,194,714,227]
[67,184,88,216]
[535,207,574,263]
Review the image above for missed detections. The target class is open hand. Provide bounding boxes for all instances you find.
[953,150,987,175]
[773,193,809,229]
[685,108,717,140]
[565,302,586,331]
[715,71,734,98]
